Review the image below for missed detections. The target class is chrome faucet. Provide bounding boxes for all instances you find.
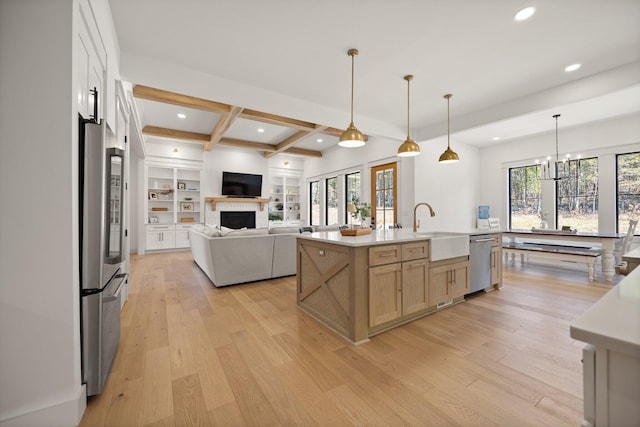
[413,202,436,232]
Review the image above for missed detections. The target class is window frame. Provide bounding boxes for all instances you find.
[616,151,640,235]
[325,176,338,225]
[370,162,397,230]
[555,156,598,232]
[309,180,320,226]
[508,164,542,230]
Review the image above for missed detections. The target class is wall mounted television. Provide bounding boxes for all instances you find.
[221,171,263,197]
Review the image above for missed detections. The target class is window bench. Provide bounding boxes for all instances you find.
[503,242,601,281]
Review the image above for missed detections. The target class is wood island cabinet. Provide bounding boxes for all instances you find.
[429,258,469,307]
[369,263,402,327]
[368,242,430,328]
[298,235,467,343]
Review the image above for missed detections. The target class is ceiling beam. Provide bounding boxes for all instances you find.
[264,125,327,158]
[142,125,323,157]
[218,137,277,152]
[205,106,244,151]
[133,85,231,113]
[240,109,317,131]
[142,126,208,142]
[283,147,323,158]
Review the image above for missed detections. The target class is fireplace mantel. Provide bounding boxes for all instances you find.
[205,197,270,211]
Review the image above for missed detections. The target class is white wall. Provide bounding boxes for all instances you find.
[413,139,481,231]
[479,114,640,232]
[0,1,84,425]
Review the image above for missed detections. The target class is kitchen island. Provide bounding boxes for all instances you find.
[296,229,501,344]
[570,265,640,426]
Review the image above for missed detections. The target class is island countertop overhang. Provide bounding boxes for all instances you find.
[296,228,495,247]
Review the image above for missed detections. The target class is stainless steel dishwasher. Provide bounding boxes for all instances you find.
[469,234,493,293]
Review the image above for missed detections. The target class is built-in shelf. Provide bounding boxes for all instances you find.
[205,197,270,211]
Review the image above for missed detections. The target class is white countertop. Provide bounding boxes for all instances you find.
[296,228,498,247]
[570,266,640,357]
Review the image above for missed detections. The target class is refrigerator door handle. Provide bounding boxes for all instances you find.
[104,274,127,302]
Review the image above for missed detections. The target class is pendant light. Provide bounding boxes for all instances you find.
[397,75,421,157]
[339,48,366,148]
[536,114,580,181]
[439,93,460,163]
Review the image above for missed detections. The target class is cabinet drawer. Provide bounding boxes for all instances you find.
[176,223,200,230]
[147,224,175,231]
[369,245,402,266]
[402,242,429,261]
[490,234,501,247]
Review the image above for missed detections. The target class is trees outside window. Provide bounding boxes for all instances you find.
[371,163,397,230]
[509,165,541,229]
[556,157,598,232]
[309,181,320,226]
[617,151,640,234]
[326,176,338,225]
[345,172,360,224]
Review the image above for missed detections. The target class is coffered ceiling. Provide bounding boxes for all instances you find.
[109,0,640,158]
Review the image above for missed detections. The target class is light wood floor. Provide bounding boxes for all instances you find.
[80,251,618,426]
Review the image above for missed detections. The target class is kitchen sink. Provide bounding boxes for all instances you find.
[416,232,470,261]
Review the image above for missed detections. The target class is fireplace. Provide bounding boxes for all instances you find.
[220,211,256,229]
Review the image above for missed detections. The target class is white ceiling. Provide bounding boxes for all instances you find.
[109,0,640,154]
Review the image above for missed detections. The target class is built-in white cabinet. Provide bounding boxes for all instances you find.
[144,163,202,252]
[146,225,176,251]
[269,170,302,227]
[77,0,105,122]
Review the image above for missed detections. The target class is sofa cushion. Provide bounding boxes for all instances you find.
[221,226,269,237]
[269,226,300,234]
[203,225,221,237]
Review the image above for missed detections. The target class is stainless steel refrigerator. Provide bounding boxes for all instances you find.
[79,109,127,396]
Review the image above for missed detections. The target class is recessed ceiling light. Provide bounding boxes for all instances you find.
[492,136,500,141]
[564,63,581,72]
[257,128,265,133]
[177,113,186,119]
[316,138,323,143]
[514,6,535,21]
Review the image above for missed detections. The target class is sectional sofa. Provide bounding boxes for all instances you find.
[189,224,342,287]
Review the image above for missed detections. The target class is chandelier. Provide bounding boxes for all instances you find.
[537,114,580,181]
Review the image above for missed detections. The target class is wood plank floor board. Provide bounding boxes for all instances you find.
[171,373,212,427]
[80,251,616,426]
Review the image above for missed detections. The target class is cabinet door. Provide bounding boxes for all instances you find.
[146,231,162,251]
[491,246,502,286]
[429,264,451,306]
[175,229,190,248]
[450,261,470,299]
[369,263,402,327]
[402,259,429,315]
[160,231,175,249]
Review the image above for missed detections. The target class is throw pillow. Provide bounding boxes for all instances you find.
[203,225,221,237]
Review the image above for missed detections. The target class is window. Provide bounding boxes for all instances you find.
[345,171,360,225]
[556,157,598,232]
[617,151,640,234]
[325,176,338,225]
[309,181,320,226]
[371,163,397,230]
[509,165,541,229]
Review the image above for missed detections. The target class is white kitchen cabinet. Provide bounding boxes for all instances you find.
[77,0,105,122]
[175,224,195,248]
[146,225,176,251]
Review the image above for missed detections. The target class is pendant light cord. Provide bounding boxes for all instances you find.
[446,94,452,149]
[349,50,355,126]
[406,76,411,139]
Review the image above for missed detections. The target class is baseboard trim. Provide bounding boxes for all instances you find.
[0,385,86,427]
